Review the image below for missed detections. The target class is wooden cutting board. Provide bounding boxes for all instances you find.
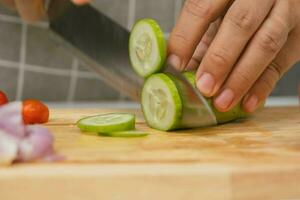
[0,107,300,200]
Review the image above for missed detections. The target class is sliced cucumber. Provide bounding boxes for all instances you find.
[77,113,135,133]
[129,19,166,77]
[184,71,249,124]
[142,73,182,131]
[209,100,244,124]
[183,71,197,86]
[99,130,149,138]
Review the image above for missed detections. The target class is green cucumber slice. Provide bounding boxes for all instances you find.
[142,73,182,131]
[77,113,135,133]
[182,71,197,86]
[129,19,166,77]
[99,130,149,138]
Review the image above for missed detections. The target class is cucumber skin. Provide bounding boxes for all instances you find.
[129,19,167,78]
[182,71,253,124]
[77,114,135,133]
[99,131,149,138]
[141,73,182,131]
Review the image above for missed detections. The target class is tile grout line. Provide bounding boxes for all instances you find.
[67,58,79,102]
[0,60,19,69]
[15,23,27,100]
[0,58,99,79]
[0,14,48,28]
[127,0,136,30]
[25,63,70,76]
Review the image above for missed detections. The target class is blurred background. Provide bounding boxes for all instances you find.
[0,0,299,105]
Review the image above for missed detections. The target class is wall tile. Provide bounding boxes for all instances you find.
[26,26,73,70]
[272,63,300,96]
[0,66,18,100]
[92,0,129,28]
[78,62,90,72]
[0,20,21,61]
[22,70,70,101]
[135,0,175,32]
[0,4,18,16]
[74,77,119,101]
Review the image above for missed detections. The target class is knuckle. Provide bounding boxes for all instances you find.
[207,49,231,69]
[256,30,282,54]
[267,62,284,80]
[256,19,288,54]
[172,30,191,44]
[184,0,214,20]
[234,69,253,87]
[257,62,283,93]
[169,30,191,52]
[259,75,276,92]
[226,7,257,31]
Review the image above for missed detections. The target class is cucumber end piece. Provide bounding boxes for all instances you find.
[129,18,166,77]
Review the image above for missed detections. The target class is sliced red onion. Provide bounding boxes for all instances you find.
[0,102,61,164]
[0,102,25,138]
[18,126,54,161]
[0,130,19,165]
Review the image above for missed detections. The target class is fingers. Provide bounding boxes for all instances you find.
[186,19,221,70]
[15,0,45,22]
[242,62,286,112]
[71,0,90,5]
[196,0,275,97]
[167,0,231,71]
[213,0,292,112]
[243,24,300,112]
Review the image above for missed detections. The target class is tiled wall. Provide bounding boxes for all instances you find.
[0,0,299,102]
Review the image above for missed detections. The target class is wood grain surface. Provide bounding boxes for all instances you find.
[0,107,299,200]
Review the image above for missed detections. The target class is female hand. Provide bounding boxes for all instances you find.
[0,0,90,22]
[168,0,300,112]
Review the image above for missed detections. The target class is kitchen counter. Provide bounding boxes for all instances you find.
[0,106,300,200]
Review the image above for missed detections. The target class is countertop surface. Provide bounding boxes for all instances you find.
[0,106,300,200]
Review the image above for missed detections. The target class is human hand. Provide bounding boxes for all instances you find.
[168,0,300,112]
[0,0,90,22]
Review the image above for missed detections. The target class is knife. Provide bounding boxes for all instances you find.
[47,0,217,127]
[48,0,142,101]
[165,67,217,127]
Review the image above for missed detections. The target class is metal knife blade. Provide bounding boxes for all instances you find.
[165,66,217,127]
[47,0,143,101]
[47,0,217,127]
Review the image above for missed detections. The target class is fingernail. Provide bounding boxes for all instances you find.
[244,95,258,113]
[215,89,235,110]
[167,54,181,70]
[197,72,215,96]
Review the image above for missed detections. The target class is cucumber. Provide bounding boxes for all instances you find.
[182,71,197,86]
[99,130,149,138]
[129,19,166,77]
[142,72,255,131]
[77,113,135,133]
[183,71,249,124]
[141,73,182,131]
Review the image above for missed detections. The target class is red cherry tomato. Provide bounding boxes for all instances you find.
[22,100,49,124]
[0,91,9,106]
